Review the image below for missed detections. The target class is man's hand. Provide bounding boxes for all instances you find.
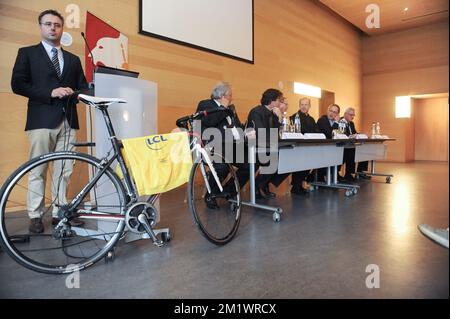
[272,107,282,119]
[51,87,74,99]
[245,128,256,139]
[334,113,341,122]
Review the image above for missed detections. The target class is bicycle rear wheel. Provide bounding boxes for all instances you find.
[0,152,127,274]
[187,154,241,245]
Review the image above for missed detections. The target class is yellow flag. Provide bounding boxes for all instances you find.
[119,132,192,195]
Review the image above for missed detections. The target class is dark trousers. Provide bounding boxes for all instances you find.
[317,166,341,182]
[255,159,292,190]
[343,148,369,178]
[291,170,309,187]
[207,141,251,193]
[210,162,250,194]
[269,172,290,187]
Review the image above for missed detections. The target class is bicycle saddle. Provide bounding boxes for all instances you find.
[78,94,127,105]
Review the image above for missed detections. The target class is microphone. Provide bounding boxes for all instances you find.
[81,32,96,88]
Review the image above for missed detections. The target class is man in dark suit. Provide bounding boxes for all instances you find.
[196,82,252,209]
[290,97,321,134]
[341,107,370,181]
[317,103,340,139]
[11,9,88,233]
[316,103,342,182]
[289,97,321,195]
[247,88,284,199]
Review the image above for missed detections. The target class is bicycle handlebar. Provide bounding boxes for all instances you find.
[176,107,233,128]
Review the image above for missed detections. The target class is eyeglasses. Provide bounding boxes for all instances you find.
[329,109,339,114]
[40,22,62,29]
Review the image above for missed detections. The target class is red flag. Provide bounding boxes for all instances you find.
[85,12,129,83]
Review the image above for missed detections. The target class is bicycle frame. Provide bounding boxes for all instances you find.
[191,137,223,194]
[64,104,140,221]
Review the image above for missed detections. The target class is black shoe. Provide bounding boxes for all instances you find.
[52,217,85,227]
[337,175,346,183]
[291,186,309,196]
[204,193,219,209]
[29,218,44,234]
[222,183,238,197]
[344,175,357,183]
[256,188,270,199]
[262,185,276,198]
[358,173,372,180]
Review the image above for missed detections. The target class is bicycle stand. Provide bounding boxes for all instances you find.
[124,228,171,244]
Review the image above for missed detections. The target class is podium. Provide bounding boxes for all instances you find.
[78,72,169,247]
[93,72,157,156]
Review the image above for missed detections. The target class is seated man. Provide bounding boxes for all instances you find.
[316,104,342,182]
[196,82,251,208]
[267,97,291,195]
[317,103,340,139]
[341,107,370,182]
[247,88,284,199]
[289,97,321,195]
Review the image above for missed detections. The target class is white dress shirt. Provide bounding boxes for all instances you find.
[214,99,240,140]
[41,41,64,73]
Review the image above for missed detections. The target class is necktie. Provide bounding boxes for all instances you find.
[51,47,61,78]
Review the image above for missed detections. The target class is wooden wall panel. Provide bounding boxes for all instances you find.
[362,20,449,162]
[0,0,363,183]
[414,97,449,161]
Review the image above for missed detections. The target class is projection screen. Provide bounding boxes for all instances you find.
[139,0,254,63]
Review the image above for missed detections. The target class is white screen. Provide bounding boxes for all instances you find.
[140,0,253,63]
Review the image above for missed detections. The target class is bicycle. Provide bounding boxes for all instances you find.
[0,94,241,274]
[176,111,242,246]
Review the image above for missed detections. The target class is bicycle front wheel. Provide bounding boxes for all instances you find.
[0,152,127,274]
[187,154,241,245]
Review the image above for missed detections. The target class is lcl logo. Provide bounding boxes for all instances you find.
[146,135,168,150]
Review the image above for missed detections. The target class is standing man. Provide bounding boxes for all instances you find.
[341,107,370,181]
[11,9,88,233]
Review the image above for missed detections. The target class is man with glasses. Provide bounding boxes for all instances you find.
[196,82,251,209]
[317,104,343,182]
[317,103,340,139]
[247,88,285,199]
[341,107,370,182]
[11,9,87,233]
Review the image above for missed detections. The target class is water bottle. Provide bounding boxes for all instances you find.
[371,122,377,137]
[338,118,347,134]
[294,113,301,133]
[282,112,289,133]
[376,122,381,135]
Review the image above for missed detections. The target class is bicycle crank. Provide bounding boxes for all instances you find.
[125,202,164,247]
[137,213,164,247]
